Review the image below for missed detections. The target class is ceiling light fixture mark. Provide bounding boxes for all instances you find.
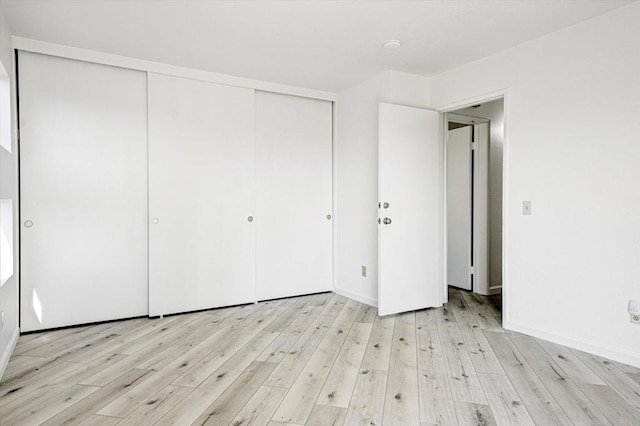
[382,40,402,49]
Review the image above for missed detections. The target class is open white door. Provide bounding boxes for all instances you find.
[447,126,472,290]
[378,103,442,316]
[446,116,490,294]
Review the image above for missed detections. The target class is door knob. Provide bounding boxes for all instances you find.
[383,218,392,225]
[248,216,254,222]
[24,220,33,228]
[383,202,390,209]
[152,218,159,224]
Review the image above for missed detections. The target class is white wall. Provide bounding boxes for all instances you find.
[0,2,19,378]
[456,100,504,290]
[431,2,640,367]
[335,70,429,306]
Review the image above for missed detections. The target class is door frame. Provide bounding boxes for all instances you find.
[435,89,508,326]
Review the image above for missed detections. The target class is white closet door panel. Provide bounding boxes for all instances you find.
[255,91,332,301]
[447,126,472,290]
[19,52,148,331]
[148,73,255,316]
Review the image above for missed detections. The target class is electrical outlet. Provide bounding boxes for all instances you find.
[361,265,367,277]
[631,314,640,325]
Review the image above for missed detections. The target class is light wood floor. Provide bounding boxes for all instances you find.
[2,289,640,425]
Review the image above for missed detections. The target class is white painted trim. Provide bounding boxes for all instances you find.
[12,37,337,102]
[501,92,510,328]
[332,102,338,295]
[440,113,448,305]
[447,113,489,125]
[0,326,19,381]
[506,320,640,369]
[473,122,490,296]
[333,286,377,308]
[435,89,506,113]
[488,286,502,295]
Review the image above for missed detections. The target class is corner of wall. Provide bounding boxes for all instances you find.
[334,70,434,309]
[0,325,18,379]
[0,4,20,381]
[334,71,393,307]
[389,70,430,109]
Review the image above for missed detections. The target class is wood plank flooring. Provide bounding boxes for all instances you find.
[2,288,639,425]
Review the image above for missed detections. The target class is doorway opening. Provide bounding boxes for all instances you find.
[445,98,504,317]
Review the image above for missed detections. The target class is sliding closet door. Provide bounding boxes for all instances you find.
[255,91,332,301]
[148,74,255,316]
[19,52,148,331]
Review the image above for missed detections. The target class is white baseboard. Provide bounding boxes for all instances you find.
[506,320,640,369]
[333,286,377,308]
[488,286,502,295]
[0,326,19,381]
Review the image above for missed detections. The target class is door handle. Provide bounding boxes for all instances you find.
[383,218,392,225]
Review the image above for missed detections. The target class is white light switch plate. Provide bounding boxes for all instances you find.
[523,200,532,215]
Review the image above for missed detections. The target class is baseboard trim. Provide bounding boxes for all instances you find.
[0,326,19,381]
[488,286,502,295]
[505,320,640,369]
[333,286,377,308]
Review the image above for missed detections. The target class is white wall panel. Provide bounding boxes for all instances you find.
[19,51,148,331]
[335,71,430,307]
[255,91,332,301]
[431,2,640,367]
[148,73,255,316]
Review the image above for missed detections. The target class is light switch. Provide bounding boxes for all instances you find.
[523,201,532,215]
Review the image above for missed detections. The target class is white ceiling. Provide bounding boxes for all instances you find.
[1,0,635,92]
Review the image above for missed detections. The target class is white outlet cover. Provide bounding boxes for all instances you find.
[628,300,640,315]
